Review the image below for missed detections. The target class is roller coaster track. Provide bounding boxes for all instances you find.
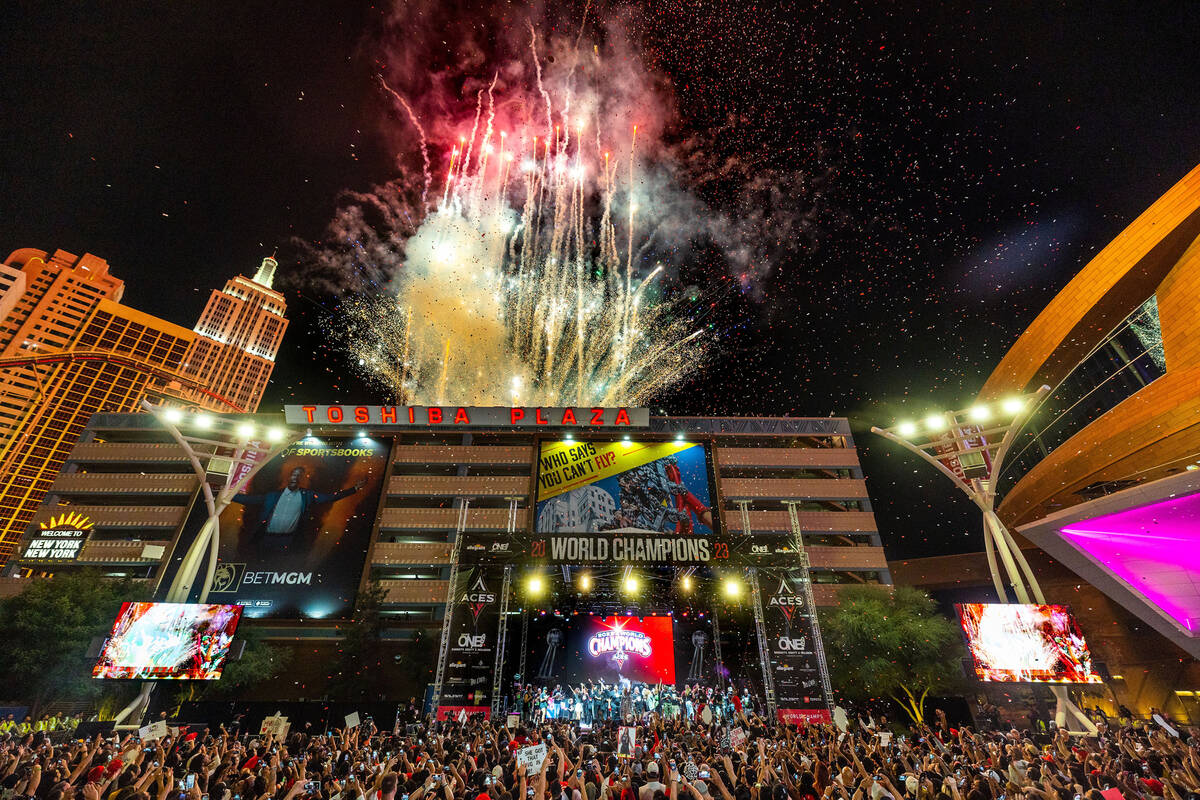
[0,349,243,412]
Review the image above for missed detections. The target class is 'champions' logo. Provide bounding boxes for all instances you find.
[588,624,653,666]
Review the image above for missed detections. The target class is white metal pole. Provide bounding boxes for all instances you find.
[872,387,1096,735]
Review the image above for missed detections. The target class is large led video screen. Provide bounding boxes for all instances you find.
[526,614,679,686]
[957,603,1103,684]
[535,441,717,535]
[93,602,242,680]
[197,438,391,619]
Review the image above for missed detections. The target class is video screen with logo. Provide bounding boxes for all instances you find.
[957,603,1103,684]
[186,437,391,620]
[524,614,679,686]
[93,602,242,680]
[535,441,717,536]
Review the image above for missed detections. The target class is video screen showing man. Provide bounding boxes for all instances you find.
[205,439,391,619]
[536,441,716,535]
[234,467,366,556]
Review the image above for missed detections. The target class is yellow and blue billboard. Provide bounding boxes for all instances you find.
[535,441,717,535]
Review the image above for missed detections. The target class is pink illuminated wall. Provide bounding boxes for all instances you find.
[1060,492,1200,634]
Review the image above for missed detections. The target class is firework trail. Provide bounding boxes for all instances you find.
[336,28,709,407]
[376,75,431,209]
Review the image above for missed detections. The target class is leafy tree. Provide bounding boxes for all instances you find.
[818,584,965,725]
[172,624,292,711]
[327,582,387,701]
[0,571,149,715]
[213,625,292,694]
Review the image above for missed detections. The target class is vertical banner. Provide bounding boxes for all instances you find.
[759,569,832,723]
[436,565,504,719]
[198,438,388,618]
[198,437,391,619]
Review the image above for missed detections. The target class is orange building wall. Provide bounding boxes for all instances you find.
[979,164,1200,400]
[974,166,1200,526]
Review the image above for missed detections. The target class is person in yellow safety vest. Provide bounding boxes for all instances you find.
[65,713,81,732]
[16,716,32,736]
[33,715,51,733]
[0,715,14,734]
[49,713,64,731]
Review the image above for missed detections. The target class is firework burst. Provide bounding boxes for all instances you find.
[332,29,709,407]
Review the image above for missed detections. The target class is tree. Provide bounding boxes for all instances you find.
[0,571,150,715]
[172,624,292,712]
[213,625,292,694]
[818,584,965,725]
[327,582,387,701]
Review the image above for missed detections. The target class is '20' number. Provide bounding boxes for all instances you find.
[531,539,546,558]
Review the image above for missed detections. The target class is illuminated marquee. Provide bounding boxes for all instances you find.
[284,405,649,428]
[22,512,93,562]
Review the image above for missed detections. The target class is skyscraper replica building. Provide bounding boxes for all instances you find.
[176,255,288,413]
[0,248,287,561]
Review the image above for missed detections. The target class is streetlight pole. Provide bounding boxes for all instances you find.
[111,402,300,728]
[871,386,1098,735]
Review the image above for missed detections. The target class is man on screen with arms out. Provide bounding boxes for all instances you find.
[235,466,365,555]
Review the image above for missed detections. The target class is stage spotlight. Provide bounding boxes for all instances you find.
[236,423,255,439]
[675,433,685,442]
[681,574,693,592]
[194,413,213,429]
[163,407,183,424]
[266,427,285,442]
[723,577,742,598]
[527,575,544,596]
[579,573,592,592]
[623,574,639,594]
[896,421,917,437]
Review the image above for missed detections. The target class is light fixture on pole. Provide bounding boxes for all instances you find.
[871,385,1097,735]
[112,401,300,729]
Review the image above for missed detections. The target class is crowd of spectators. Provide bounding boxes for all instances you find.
[0,708,1197,800]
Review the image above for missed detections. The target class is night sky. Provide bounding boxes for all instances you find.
[2,1,1197,559]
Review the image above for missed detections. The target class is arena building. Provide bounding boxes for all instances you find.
[894,163,1200,722]
[5,405,889,715]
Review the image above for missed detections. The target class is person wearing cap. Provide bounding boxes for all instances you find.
[638,764,664,800]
